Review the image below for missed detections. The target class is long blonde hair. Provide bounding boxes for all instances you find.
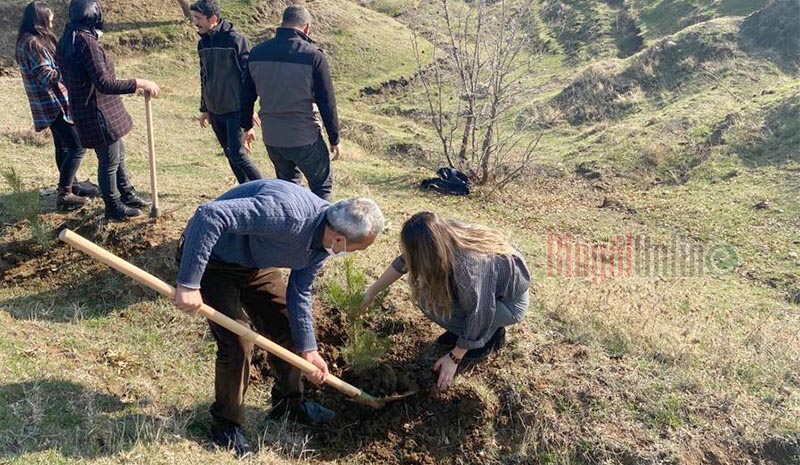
[400,211,515,320]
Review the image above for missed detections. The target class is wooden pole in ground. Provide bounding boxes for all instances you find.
[58,228,387,408]
[144,92,160,217]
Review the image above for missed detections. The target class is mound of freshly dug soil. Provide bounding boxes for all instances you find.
[0,210,181,287]
[296,301,504,465]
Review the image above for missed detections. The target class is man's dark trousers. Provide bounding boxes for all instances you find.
[209,111,263,184]
[199,263,303,428]
[266,135,332,201]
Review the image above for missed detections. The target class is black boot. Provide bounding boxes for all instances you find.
[72,179,100,198]
[494,326,506,351]
[105,200,143,221]
[270,397,335,426]
[436,331,458,347]
[463,327,506,362]
[120,189,151,208]
[209,424,252,458]
[57,186,88,212]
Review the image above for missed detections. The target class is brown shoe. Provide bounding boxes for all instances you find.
[57,187,88,211]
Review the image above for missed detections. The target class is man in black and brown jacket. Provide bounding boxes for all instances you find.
[190,0,263,184]
[240,5,340,201]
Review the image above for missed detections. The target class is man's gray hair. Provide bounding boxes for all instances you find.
[281,5,313,28]
[327,198,384,242]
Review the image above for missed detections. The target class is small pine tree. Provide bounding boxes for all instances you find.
[1,167,53,250]
[324,256,391,374]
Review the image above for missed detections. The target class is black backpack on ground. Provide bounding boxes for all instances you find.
[420,167,471,196]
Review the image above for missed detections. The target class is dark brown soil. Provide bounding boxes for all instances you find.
[246,291,509,464]
[285,299,509,465]
[0,205,182,288]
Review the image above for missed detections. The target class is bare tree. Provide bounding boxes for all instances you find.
[411,0,543,187]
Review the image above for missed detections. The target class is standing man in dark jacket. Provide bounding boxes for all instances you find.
[190,0,263,184]
[56,0,160,220]
[241,5,340,201]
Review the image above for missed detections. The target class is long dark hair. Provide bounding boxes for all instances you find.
[15,1,57,64]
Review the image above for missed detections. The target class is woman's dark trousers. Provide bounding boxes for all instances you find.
[49,115,87,190]
[95,138,134,210]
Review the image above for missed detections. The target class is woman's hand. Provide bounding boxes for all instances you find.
[433,353,459,391]
[136,79,161,98]
[359,287,378,313]
[359,265,404,313]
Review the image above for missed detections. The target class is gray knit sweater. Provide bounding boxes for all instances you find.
[177,180,330,352]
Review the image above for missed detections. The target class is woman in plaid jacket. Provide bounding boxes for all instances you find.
[15,1,98,211]
[56,0,161,220]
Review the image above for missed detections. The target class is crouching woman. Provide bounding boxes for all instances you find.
[361,211,531,391]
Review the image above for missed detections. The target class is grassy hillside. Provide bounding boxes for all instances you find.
[1,0,798,464]
[630,0,771,40]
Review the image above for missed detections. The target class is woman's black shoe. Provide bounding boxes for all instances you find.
[72,179,100,197]
[120,190,151,208]
[463,327,506,362]
[436,331,458,346]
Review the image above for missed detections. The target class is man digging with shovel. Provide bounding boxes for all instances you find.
[173,179,384,457]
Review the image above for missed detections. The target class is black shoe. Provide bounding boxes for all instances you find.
[210,425,252,458]
[296,400,335,426]
[270,399,335,426]
[72,179,100,198]
[463,327,505,362]
[105,204,143,221]
[436,331,458,347]
[121,190,151,208]
[494,326,506,351]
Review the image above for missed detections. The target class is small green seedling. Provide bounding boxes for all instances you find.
[325,256,391,374]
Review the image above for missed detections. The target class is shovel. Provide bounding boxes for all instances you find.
[58,228,415,409]
[144,91,160,217]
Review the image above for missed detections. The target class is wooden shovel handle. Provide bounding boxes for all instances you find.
[58,229,364,399]
[144,92,160,215]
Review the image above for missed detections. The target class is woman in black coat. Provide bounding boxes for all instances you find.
[57,0,161,220]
